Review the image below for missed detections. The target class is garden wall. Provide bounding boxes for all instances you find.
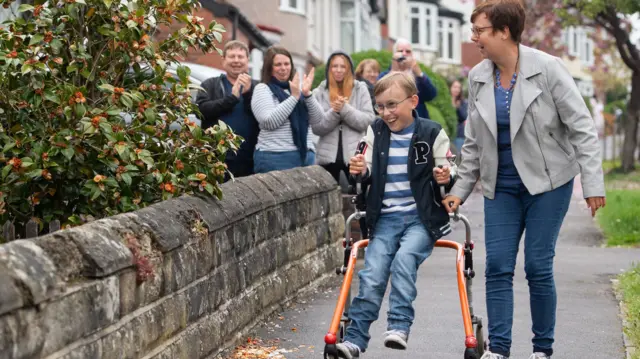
[0,166,344,359]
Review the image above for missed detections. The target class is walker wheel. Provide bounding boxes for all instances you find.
[475,322,486,355]
[464,347,479,359]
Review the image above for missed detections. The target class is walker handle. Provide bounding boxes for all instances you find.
[437,165,456,211]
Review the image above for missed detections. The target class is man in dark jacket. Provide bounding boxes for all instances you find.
[196,40,258,180]
[378,38,437,119]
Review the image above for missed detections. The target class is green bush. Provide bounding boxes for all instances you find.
[312,50,457,138]
[0,0,240,237]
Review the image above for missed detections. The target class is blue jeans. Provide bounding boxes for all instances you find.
[484,179,573,357]
[344,212,435,351]
[253,150,315,174]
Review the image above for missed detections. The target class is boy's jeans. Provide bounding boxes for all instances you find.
[343,212,435,351]
[484,179,573,358]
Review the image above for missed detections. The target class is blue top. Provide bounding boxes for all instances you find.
[381,121,418,216]
[495,70,523,189]
[221,76,257,171]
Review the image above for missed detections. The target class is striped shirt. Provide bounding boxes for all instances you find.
[251,83,324,152]
[381,122,417,215]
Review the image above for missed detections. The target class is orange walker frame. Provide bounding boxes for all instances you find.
[323,185,486,359]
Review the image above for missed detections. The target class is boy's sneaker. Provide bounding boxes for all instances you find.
[480,351,509,359]
[528,353,550,359]
[336,341,361,358]
[383,330,408,350]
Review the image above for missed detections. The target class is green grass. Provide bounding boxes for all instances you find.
[618,264,640,359]
[597,189,640,247]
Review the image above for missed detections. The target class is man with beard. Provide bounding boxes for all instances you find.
[196,40,258,180]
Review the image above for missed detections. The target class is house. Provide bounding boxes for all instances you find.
[229,0,385,79]
[154,0,272,73]
[382,0,465,70]
[454,0,597,98]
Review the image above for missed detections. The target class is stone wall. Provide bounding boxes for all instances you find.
[0,166,344,359]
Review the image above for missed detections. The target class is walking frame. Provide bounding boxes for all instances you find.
[323,176,487,359]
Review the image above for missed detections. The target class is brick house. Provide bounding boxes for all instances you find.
[154,0,272,72]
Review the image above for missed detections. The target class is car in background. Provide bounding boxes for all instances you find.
[123,62,225,130]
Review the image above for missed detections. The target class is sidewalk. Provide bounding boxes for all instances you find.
[249,181,640,358]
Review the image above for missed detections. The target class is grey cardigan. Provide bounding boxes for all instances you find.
[450,44,604,202]
[311,80,375,165]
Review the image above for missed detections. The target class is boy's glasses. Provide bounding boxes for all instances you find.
[374,95,412,113]
[471,26,492,36]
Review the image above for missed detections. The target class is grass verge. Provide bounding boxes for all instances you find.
[618,264,640,359]
[598,189,640,247]
[598,164,640,247]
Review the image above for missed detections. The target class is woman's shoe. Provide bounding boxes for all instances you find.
[480,351,509,359]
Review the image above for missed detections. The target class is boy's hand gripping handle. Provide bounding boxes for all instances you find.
[438,165,456,213]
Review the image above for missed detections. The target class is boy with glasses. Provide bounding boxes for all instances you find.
[337,72,456,358]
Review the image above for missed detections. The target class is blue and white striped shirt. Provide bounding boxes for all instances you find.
[381,122,417,215]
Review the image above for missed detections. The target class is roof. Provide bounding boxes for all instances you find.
[409,0,465,22]
[199,0,272,51]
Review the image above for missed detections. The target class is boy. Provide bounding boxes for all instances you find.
[337,71,456,358]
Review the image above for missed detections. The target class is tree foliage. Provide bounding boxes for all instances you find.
[0,0,241,236]
[522,0,640,171]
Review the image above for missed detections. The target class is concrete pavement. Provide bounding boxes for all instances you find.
[250,181,640,358]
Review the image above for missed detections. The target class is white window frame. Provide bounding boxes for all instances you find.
[437,17,461,64]
[408,2,438,51]
[564,26,594,66]
[339,0,374,53]
[279,0,305,16]
[249,48,264,81]
[308,0,321,58]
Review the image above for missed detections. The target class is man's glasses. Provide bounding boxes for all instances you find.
[374,96,412,113]
[471,26,492,36]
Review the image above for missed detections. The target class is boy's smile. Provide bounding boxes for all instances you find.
[374,84,419,132]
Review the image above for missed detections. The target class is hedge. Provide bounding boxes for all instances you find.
[312,50,457,138]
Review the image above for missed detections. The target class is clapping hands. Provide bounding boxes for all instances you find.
[331,96,347,113]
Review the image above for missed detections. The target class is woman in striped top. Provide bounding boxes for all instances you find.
[251,46,325,173]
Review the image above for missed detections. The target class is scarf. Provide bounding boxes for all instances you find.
[267,77,309,161]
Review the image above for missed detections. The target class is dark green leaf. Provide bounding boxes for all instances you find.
[3,142,16,152]
[66,63,79,74]
[2,165,11,179]
[17,4,34,12]
[121,173,132,186]
[44,92,61,104]
[62,148,74,160]
[29,34,44,46]
[50,39,64,52]
[27,169,43,178]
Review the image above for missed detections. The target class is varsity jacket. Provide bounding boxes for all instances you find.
[359,115,457,240]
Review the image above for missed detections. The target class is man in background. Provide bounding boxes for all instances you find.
[196,40,258,181]
[378,38,437,119]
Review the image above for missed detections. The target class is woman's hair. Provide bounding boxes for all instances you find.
[328,54,354,102]
[374,71,417,98]
[354,59,380,78]
[261,46,296,83]
[470,0,525,43]
[450,80,464,103]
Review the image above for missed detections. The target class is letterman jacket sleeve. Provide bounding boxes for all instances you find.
[432,128,457,191]
[348,124,375,184]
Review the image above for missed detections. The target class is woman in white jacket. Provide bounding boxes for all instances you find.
[312,51,376,182]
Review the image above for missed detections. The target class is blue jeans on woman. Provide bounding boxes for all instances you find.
[343,212,435,351]
[484,179,573,358]
[253,149,315,174]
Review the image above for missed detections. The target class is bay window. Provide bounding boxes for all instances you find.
[409,2,438,50]
[438,17,461,64]
[340,0,378,54]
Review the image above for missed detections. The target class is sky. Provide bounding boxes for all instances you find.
[632,14,640,44]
